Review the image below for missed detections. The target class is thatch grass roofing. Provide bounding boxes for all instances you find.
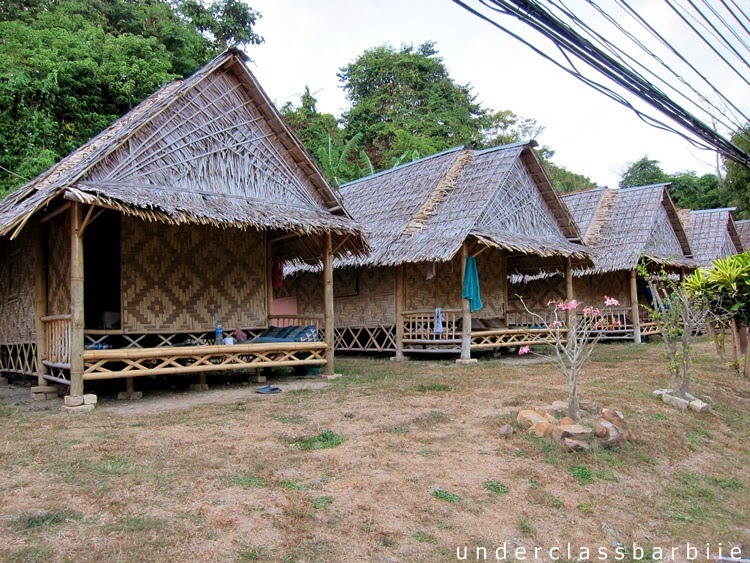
[0,48,365,259]
[678,207,743,267]
[563,184,695,274]
[332,142,587,268]
[736,219,750,251]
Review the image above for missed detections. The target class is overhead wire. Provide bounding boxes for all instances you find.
[452,0,750,167]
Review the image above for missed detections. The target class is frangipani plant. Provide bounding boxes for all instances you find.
[519,296,621,421]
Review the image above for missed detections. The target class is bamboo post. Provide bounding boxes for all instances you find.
[323,233,334,375]
[70,202,85,396]
[393,264,405,360]
[458,242,474,363]
[565,257,574,328]
[34,221,49,385]
[265,232,273,325]
[630,269,642,344]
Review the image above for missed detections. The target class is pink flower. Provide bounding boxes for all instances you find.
[550,320,562,328]
[547,298,557,306]
[604,296,620,307]
[613,320,622,326]
[519,345,531,355]
[583,306,600,316]
[558,300,579,311]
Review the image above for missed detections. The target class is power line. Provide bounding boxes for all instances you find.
[452,0,750,168]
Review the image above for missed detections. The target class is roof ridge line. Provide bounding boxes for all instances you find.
[583,188,616,246]
[403,150,474,235]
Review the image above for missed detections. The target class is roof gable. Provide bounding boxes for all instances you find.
[338,142,586,266]
[680,208,743,267]
[0,49,361,254]
[736,219,750,251]
[563,184,694,273]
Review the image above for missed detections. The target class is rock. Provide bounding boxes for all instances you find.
[62,404,95,413]
[579,399,600,415]
[117,391,143,400]
[190,383,209,391]
[31,385,58,394]
[550,424,594,441]
[594,419,624,447]
[560,438,591,452]
[550,400,569,415]
[45,393,58,400]
[600,408,634,442]
[543,412,558,423]
[559,416,576,426]
[31,393,47,402]
[530,420,552,438]
[517,409,546,429]
[82,394,97,405]
[498,424,514,438]
[64,395,85,407]
[651,389,667,399]
[689,399,710,413]
[661,393,689,411]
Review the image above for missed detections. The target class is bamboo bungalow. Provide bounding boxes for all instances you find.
[557,184,695,342]
[735,219,750,251]
[279,142,589,361]
[0,49,365,405]
[678,208,743,267]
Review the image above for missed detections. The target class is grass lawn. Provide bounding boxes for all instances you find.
[0,338,748,562]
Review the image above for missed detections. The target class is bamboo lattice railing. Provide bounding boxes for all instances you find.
[41,314,71,369]
[267,314,324,332]
[402,309,462,343]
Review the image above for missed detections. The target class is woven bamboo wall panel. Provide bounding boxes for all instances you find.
[405,258,462,311]
[335,266,395,327]
[508,275,565,311]
[47,213,71,316]
[276,271,320,315]
[573,272,631,308]
[121,218,266,332]
[0,224,37,343]
[475,250,505,318]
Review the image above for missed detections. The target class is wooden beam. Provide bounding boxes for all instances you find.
[565,257,574,328]
[459,242,472,362]
[70,202,85,396]
[34,221,49,385]
[630,269,642,344]
[40,202,71,224]
[394,265,405,359]
[323,232,335,375]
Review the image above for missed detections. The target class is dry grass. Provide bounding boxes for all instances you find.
[1,338,749,562]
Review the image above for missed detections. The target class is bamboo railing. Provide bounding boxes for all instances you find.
[41,314,71,369]
[402,309,461,342]
[267,314,324,331]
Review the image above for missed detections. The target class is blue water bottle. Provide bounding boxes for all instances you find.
[215,319,223,344]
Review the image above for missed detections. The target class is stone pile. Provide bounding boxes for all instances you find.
[652,389,710,413]
[516,402,635,452]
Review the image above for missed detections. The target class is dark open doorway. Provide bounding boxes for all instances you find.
[84,210,121,329]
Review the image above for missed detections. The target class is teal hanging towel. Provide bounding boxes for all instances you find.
[462,255,483,313]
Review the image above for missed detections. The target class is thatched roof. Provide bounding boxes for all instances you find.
[678,208,743,267]
[332,142,587,268]
[0,48,365,260]
[563,184,695,274]
[736,219,750,251]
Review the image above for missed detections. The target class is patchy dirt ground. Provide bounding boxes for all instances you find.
[1,339,749,562]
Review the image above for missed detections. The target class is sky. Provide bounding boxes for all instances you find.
[247,0,733,188]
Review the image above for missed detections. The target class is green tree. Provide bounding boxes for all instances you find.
[723,127,750,218]
[669,171,724,210]
[338,42,489,168]
[0,0,263,198]
[538,147,597,193]
[618,156,670,188]
[280,87,372,187]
